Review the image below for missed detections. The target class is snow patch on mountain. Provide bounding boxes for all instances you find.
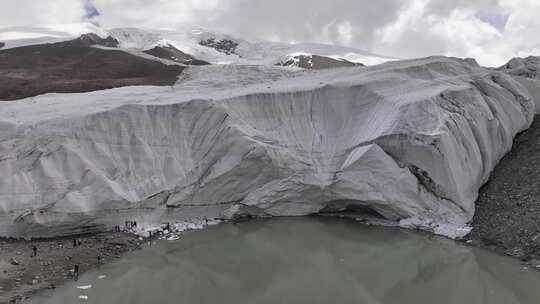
[107,27,395,66]
[277,53,361,69]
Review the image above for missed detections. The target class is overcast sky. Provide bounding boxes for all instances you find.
[1,0,539,66]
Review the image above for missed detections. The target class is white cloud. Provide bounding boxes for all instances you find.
[1,0,540,67]
[378,0,429,44]
[337,21,353,46]
[0,0,86,28]
[497,0,540,60]
[372,0,540,66]
[91,0,223,29]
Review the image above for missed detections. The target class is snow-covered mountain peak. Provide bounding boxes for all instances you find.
[0,23,395,67]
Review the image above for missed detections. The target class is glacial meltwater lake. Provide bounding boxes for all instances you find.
[31,217,540,304]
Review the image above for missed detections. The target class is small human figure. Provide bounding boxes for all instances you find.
[73,239,77,247]
[97,255,101,265]
[148,231,152,239]
[32,245,37,257]
[74,264,79,280]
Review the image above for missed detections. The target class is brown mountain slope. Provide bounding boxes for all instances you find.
[0,36,184,101]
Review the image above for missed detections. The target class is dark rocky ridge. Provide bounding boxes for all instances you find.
[470,115,540,263]
[0,36,184,101]
[69,33,120,48]
[143,44,210,66]
[199,38,239,55]
[278,54,363,70]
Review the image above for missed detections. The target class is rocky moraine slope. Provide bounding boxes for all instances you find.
[0,33,202,101]
[469,56,540,263]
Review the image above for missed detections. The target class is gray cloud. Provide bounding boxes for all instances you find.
[91,0,538,66]
[424,0,501,15]
[204,0,405,48]
[0,0,85,28]
[1,0,540,66]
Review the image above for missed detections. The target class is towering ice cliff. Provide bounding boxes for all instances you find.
[0,57,535,238]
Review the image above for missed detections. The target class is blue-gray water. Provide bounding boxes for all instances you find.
[31,217,540,304]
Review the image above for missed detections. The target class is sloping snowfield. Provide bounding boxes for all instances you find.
[0,56,535,238]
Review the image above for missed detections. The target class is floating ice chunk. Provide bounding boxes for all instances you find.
[98,275,106,279]
[77,285,92,290]
[78,295,89,300]
[166,235,181,241]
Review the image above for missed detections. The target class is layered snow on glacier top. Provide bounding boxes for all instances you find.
[0,57,482,126]
[0,64,302,125]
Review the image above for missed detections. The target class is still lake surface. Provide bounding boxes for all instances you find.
[31,217,540,304]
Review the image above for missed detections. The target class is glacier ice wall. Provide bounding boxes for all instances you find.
[0,57,535,238]
[512,77,540,114]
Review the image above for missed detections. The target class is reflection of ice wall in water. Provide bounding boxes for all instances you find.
[0,57,535,238]
[29,218,540,304]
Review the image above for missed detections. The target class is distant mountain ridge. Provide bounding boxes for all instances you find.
[0,23,395,67]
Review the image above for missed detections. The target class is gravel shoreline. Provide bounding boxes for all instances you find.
[469,115,540,268]
[0,233,144,304]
